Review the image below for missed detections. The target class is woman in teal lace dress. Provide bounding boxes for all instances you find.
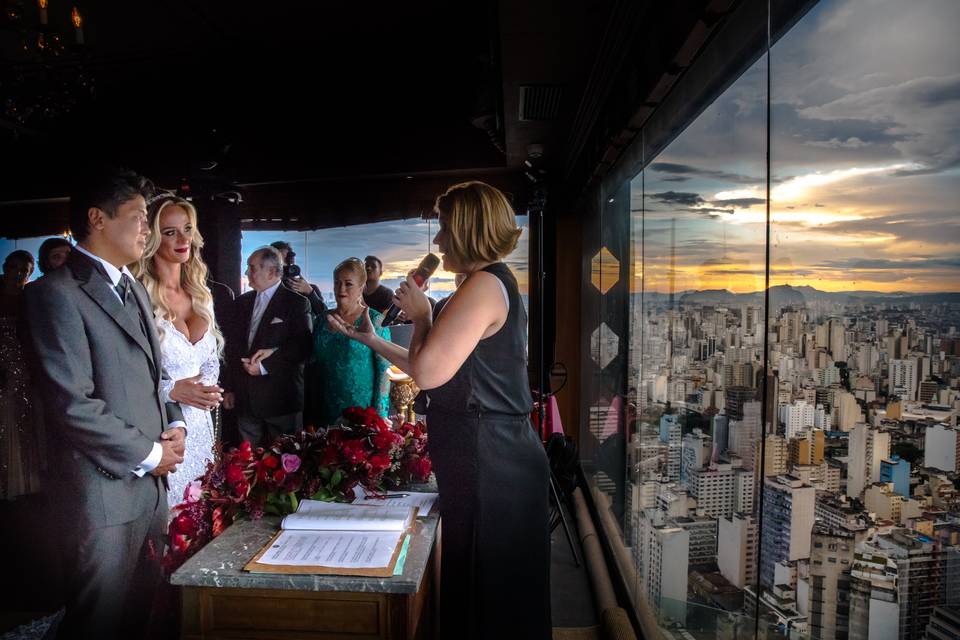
[312,258,391,425]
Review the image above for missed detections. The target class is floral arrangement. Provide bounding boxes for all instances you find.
[164,406,431,573]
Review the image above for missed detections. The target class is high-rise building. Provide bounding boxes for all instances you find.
[680,429,711,481]
[760,475,816,589]
[726,387,755,422]
[789,429,825,466]
[659,412,679,443]
[847,424,891,499]
[889,358,918,401]
[864,482,924,525]
[672,515,718,567]
[667,421,682,482]
[639,510,689,625]
[835,390,862,432]
[923,424,959,474]
[711,414,729,457]
[849,530,942,640]
[879,456,911,497]
[718,512,757,590]
[805,526,866,640]
[764,434,789,476]
[924,606,960,640]
[686,462,735,518]
[919,380,940,404]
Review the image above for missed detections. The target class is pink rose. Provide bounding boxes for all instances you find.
[281,453,301,473]
[183,480,203,504]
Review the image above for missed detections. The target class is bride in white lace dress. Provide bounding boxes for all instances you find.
[133,195,225,509]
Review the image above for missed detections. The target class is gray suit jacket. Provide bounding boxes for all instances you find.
[25,250,184,528]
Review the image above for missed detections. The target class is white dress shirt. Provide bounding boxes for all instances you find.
[74,244,185,477]
[248,279,282,375]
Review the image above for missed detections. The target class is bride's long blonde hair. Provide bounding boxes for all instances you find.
[132,195,224,355]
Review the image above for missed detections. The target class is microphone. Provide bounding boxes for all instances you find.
[381,253,441,327]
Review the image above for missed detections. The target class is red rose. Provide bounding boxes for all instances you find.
[238,441,253,462]
[171,533,191,554]
[225,463,245,485]
[234,480,250,497]
[327,430,343,446]
[410,456,432,480]
[272,469,286,484]
[343,439,369,465]
[262,455,279,469]
[343,407,365,424]
[171,512,198,537]
[369,453,392,473]
[373,432,399,451]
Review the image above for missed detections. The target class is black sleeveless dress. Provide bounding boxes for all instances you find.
[425,262,551,639]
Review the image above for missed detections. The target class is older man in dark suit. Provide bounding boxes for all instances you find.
[223,246,312,445]
[25,167,186,639]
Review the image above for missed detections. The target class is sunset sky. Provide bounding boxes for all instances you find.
[632,0,959,294]
[241,215,529,298]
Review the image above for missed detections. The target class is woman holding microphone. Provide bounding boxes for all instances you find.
[327,181,550,639]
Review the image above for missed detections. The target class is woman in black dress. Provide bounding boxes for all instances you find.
[328,181,551,638]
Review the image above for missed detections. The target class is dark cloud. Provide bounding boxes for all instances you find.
[710,197,766,209]
[816,257,960,271]
[648,163,760,185]
[650,191,706,207]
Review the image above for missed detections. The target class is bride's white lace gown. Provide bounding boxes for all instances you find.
[157,317,220,509]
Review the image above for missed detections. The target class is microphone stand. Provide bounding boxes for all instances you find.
[534,189,580,567]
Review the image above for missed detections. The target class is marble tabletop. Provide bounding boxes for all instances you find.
[171,487,439,595]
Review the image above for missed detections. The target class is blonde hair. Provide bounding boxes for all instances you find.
[132,197,224,355]
[434,181,522,266]
[334,257,367,285]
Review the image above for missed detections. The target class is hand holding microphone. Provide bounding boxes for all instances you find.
[383,253,440,327]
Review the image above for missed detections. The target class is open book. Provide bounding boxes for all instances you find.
[244,500,417,576]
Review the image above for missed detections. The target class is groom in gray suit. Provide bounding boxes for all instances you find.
[25,168,187,639]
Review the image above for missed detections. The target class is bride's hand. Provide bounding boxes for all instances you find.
[169,374,223,410]
[327,304,375,344]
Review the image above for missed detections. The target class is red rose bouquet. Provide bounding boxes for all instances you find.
[163,407,431,573]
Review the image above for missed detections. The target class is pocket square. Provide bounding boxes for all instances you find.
[269,317,284,324]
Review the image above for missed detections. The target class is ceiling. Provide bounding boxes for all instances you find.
[0,0,611,229]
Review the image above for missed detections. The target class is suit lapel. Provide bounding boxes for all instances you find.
[71,252,156,370]
[130,278,161,379]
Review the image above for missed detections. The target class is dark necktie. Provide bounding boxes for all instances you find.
[117,274,148,337]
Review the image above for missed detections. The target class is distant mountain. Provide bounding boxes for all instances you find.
[669,285,960,306]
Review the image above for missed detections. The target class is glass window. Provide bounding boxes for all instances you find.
[581,0,959,637]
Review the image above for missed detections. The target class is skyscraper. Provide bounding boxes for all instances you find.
[847,424,891,499]
[760,475,816,590]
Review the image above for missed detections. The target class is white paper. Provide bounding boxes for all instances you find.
[352,486,438,514]
[257,530,403,568]
[281,500,414,531]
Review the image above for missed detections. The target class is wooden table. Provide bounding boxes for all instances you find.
[170,512,439,640]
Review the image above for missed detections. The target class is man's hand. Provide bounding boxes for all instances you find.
[169,374,223,410]
[161,426,186,457]
[288,277,313,295]
[152,438,184,476]
[241,348,277,376]
[223,391,235,410]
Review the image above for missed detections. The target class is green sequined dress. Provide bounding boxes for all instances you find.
[312,308,392,426]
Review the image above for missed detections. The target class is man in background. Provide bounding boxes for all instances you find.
[224,246,312,445]
[362,255,394,313]
[270,240,325,315]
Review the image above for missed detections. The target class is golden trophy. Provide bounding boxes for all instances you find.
[388,365,419,424]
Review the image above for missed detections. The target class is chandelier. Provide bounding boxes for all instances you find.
[0,0,94,130]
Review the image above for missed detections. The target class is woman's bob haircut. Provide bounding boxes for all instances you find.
[434,181,522,266]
